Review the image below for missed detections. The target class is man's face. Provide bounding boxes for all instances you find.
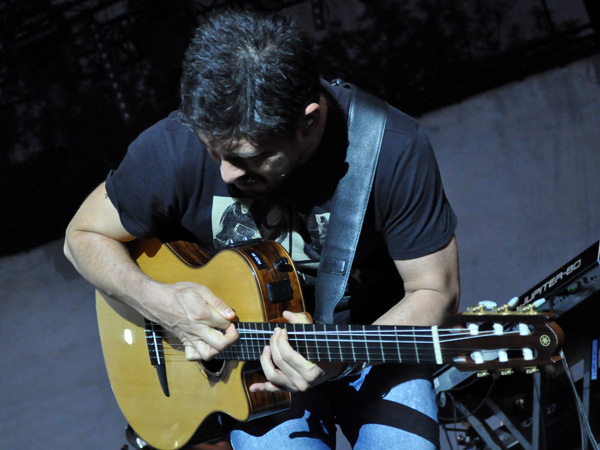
[201,135,307,197]
[198,98,325,196]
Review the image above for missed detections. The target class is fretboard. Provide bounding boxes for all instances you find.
[216,322,441,365]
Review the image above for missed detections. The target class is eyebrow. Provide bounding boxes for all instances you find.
[196,130,274,160]
[225,148,267,161]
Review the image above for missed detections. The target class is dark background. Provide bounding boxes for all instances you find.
[1,2,599,449]
[1,0,598,256]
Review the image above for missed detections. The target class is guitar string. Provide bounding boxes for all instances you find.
[155,328,524,351]
[153,328,525,349]
[155,328,531,362]
[160,342,535,361]
[158,345,532,363]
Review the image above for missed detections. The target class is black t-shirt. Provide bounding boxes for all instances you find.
[106,83,457,323]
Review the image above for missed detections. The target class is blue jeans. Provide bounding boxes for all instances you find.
[229,364,439,449]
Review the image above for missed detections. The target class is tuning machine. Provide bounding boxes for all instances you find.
[515,298,546,314]
[467,300,497,314]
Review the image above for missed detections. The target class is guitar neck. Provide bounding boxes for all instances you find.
[218,322,440,365]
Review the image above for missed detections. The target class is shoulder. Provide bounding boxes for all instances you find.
[133,111,201,152]
[323,80,420,144]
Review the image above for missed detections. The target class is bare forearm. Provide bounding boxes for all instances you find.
[63,182,238,360]
[375,236,460,327]
[64,229,160,317]
[372,289,458,327]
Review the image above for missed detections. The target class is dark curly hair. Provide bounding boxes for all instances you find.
[179,11,321,144]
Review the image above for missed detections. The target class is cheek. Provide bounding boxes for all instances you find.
[261,154,292,177]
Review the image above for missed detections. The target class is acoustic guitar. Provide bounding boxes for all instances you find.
[96,238,563,450]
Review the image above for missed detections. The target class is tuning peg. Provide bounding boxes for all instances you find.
[522,348,534,361]
[532,298,546,309]
[500,369,514,376]
[518,323,531,336]
[476,371,489,378]
[471,351,484,364]
[498,350,509,362]
[525,367,539,374]
[507,297,519,308]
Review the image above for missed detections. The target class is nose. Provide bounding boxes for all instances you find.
[220,159,246,184]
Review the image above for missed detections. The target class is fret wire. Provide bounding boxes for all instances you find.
[302,323,312,361]
[240,322,247,360]
[376,325,385,364]
[308,323,317,361]
[395,328,402,363]
[304,324,310,358]
[364,328,372,363]
[315,323,321,361]
[336,324,342,362]
[323,323,332,361]
[350,325,357,362]
[411,327,418,364]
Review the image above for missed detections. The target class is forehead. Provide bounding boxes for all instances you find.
[197,131,291,158]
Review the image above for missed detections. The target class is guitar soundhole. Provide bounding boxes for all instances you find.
[201,359,226,377]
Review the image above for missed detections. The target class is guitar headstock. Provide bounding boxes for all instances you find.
[440,301,564,376]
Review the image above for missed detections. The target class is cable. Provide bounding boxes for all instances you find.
[531,371,548,448]
[442,424,456,450]
[438,377,497,422]
[559,349,600,450]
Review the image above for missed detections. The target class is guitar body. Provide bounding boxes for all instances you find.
[96,239,305,450]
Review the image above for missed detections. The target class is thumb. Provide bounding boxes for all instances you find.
[282,310,312,324]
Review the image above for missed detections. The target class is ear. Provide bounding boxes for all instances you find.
[299,102,321,136]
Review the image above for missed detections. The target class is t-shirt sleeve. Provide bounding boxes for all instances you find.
[375,122,457,261]
[105,114,197,240]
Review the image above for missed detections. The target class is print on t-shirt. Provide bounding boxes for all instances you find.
[211,196,329,269]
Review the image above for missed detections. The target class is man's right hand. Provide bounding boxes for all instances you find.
[148,281,239,361]
[64,182,238,362]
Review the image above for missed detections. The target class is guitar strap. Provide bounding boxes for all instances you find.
[313,82,388,324]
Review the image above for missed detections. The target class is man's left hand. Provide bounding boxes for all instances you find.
[249,311,345,393]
